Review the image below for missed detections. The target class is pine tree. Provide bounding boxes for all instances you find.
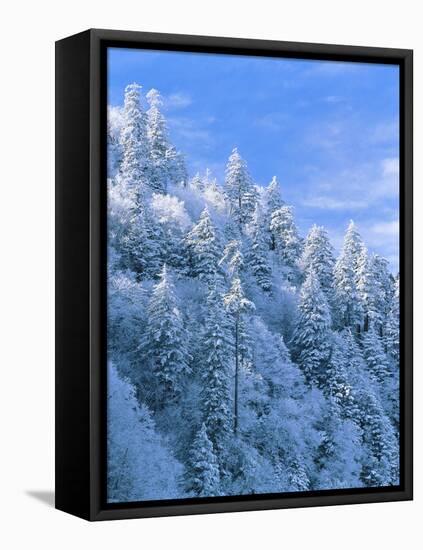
[325,333,355,418]
[313,397,362,490]
[144,265,191,405]
[246,205,272,292]
[386,276,400,362]
[361,326,390,385]
[146,88,170,193]
[333,220,364,330]
[300,224,335,298]
[270,206,302,274]
[190,172,204,192]
[120,83,150,194]
[356,389,399,486]
[372,254,394,336]
[266,176,283,213]
[200,285,233,454]
[291,270,332,388]
[185,423,221,497]
[223,276,255,435]
[185,207,222,281]
[220,239,245,278]
[224,148,253,228]
[264,176,284,250]
[166,145,188,187]
[119,202,163,279]
[356,246,377,332]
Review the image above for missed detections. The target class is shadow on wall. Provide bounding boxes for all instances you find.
[26,490,55,508]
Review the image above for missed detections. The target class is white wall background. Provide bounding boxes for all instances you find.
[0,1,420,548]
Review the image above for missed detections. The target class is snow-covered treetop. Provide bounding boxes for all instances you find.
[146,88,163,107]
[223,276,255,315]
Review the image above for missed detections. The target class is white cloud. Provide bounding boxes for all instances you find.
[368,219,399,238]
[165,93,192,110]
[301,196,368,210]
[169,119,211,144]
[299,156,399,213]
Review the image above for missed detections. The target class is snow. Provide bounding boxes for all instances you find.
[106,81,400,503]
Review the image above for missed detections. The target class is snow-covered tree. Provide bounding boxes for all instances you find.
[386,276,400,361]
[146,88,170,193]
[333,220,364,330]
[223,276,255,435]
[361,326,390,385]
[184,423,221,497]
[143,265,191,405]
[185,207,222,281]
[313,397,362,489]
[200,285,233,454]
[246,205,272,292]
[166,145,188,187]
[270,206,302,275]
[291,270,332,388]
[266,176,283,214]
[107,363,183,502]
[300,225,335,299]
[120,83,150,194]
[356,389,399,486]
[224,148,254,228]
[119,203,163,279]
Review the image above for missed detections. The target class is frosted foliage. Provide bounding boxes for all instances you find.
[107,363,183,502]
[106,81,400,502]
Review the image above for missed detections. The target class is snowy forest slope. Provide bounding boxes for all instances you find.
[106,83,400,503]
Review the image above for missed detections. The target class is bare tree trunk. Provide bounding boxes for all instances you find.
[234,312,239,436]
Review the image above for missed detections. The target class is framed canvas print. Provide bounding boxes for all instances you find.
[55,29,413,521]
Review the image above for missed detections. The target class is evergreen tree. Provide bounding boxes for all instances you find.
[333,220,364,330]
[146,88,170,193]
[324,333,356,418]
[264,176,283,250]
[300,224,335,298]
[356,389,399,486]
[361,326,390,385]
[224,148,253,228]
[144,265,191,405]
[291,270,332,388]
[223,276,255,435]
[185,423,221,497]
[246,205,272,292]
[270,205,302,274]
[120,83,150,194]
[189,172,204,192]
[166,145,188,187]
[386,276,400,362]
[200,285,233,454]
[372,254,394,336]
[356,246,377,332]
[119,202,163,279]
[220,239,245,278]
[313,397,362,490]
[266,176,283,214]
[185,207,222,281]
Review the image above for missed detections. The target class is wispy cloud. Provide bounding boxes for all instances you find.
[254,112,289,132]
[299,157,399,212]
[168,116,212,145]
[301,196,368,210]
[164,92,192,110]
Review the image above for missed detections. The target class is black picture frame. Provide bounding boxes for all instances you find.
[55,28,413,521]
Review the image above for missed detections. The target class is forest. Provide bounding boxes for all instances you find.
[106,83,400,503]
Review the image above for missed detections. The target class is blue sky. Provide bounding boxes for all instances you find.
[108,48,399,272]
